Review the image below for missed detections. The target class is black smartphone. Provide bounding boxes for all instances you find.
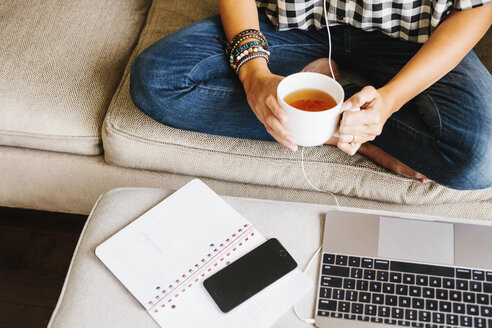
[203,238,297,313]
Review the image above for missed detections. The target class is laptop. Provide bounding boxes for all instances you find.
[314,210,492,328]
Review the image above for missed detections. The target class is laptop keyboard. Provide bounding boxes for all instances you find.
[317,253,492,327]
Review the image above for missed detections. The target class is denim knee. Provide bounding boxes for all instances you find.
[436,108,492,190]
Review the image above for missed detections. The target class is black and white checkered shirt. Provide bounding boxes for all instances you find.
[257,0,490,43]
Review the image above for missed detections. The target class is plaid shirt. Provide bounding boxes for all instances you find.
[256,0,490,43]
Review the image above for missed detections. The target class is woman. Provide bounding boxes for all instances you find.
[130,0,492,190]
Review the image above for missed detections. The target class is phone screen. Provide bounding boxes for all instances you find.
[203,238,297,313]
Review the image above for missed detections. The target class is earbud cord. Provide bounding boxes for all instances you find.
[294,2,339,324]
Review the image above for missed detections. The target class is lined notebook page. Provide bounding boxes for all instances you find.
[96,179,312,328]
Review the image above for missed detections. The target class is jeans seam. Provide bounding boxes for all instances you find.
[422,90,443,139]
[386,117,436,140]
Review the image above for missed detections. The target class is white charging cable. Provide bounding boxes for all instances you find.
[293,4,339,324]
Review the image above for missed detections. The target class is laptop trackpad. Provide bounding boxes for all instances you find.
[378,217,454,265]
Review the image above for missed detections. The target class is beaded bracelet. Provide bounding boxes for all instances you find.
[232,46,269,70]
[226,29,267,55]
[229,41,267,67]
[235,51,270,74]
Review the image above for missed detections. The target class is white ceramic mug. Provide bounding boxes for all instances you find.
[277,72,353,147]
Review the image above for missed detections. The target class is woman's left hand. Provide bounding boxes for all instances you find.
[337,86,396,155]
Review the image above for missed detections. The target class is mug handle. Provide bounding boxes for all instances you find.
[332,107,361,138]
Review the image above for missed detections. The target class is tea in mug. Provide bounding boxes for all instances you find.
[284,89,337,112]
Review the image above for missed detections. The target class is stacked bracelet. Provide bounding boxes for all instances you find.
[226,29,270,74]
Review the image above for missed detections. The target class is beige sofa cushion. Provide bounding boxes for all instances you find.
[102,0,492,205]
[0,0,151,155]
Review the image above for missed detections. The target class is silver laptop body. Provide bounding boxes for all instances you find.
[315,210,492,328]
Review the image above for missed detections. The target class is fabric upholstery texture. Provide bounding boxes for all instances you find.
[4,146,492,221]
[47,187,492,328]
[103,0,492,206]
[0,0,151,155]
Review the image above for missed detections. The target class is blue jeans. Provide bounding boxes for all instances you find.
[130,13,492,190]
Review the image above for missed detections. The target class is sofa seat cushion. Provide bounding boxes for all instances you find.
[102,0,492,205]
[0,0,151,155]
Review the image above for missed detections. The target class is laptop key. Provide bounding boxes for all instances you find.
[317,310,329,317]
[377,270,389,282]
[322,265,349,277]
[425,300,438,311]
[351,303,363,314]
[356,280,368,291]
[481,305,492,317]
[487,271,492,282]
[453,302,465,314]
[473,270,485,281]
[391,261,454,278]
[383,283,395,294]
[460,315,472,327]
[331,312,343,318]
[398,320,411,326]
[348,256,361,267]
[456,280,468,291]
[403,274,416,284]
[445,313,458,325]
[474,317,486,328]
[338,301,350,312]
[470,281,481,292]
[372,293,384,304]
[439,301,451,312]
[399,297,411,308]
[336,255,348,266]
[379,306,390,317]
[364,269,375,280]
[484,282,492,293]
[321,276,342,288]
[430,277,441,287]
[371,317,383,323]
[396,284,408,295]
[423,288,435,298]
[333,289,344,300]
[384,319,397,325]
[477,294,489,304]
[391,272,402,283]
[391,307,403,319]
[411,323,423,327]
[358,292,370,303]
[375,259,389,270]
[345,290,357,301]
[456,268,471,279]
[364,304,377,316]
[405,309,417,321]
[442,278,454,289]
[370,281,382,292]
[412,298,425,309]
[416,275,428,286]
[323,253,335,264]
[344,314,356,320]
[319,287,331,299]
[419,310,431,322]
[386,295,397,306]
[318,299,337,311]
[463,292,475,303]
[466,304,478,315]
[432,312,444,324]
[361,258,373,268]
[350,268,362,279]
[410,286,421,297]
[357,315,370,321]
[343,278,355,289]
[449,291,461,302]
[424,324,437,328]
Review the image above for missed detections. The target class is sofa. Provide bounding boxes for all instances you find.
[1,0,491,220]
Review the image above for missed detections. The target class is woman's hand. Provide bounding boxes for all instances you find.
[239,59,298,152]
[337,86,396,155]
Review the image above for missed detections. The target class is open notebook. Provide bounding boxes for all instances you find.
[95,179,312,328]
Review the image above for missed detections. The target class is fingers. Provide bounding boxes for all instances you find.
[338,141,361,156]
[264,113,298,151]
[342,85,378,112]
[265,96,287,123]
